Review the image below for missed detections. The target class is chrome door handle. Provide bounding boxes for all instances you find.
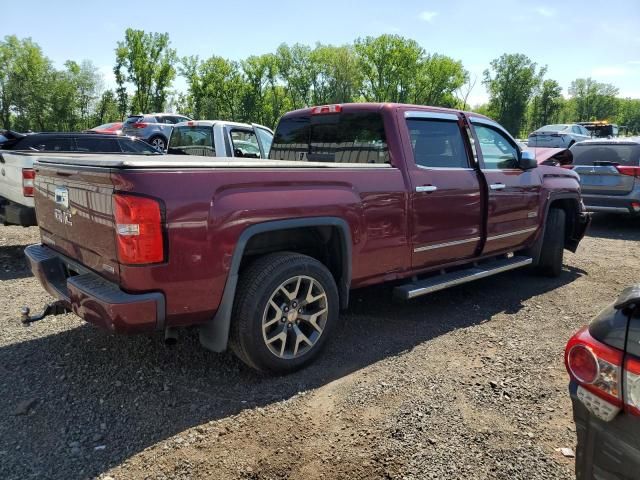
[490,183,506,190]
[416,185,438,193]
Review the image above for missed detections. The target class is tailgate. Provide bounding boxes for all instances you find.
[574,165,636,195]
[0,152,34,206]
[34,162,120,281]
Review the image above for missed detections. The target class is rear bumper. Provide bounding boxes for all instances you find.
[582,193,640,215]
[25,244,165,333]
[570,381,640,480]
[0,200,36,227]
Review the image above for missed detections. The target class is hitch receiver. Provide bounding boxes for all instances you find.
[20,300,71,325]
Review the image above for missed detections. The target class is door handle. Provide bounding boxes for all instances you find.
[416,185,438,193]
[490,183,506,190]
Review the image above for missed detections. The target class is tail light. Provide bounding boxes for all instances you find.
[615,166,640,177]
[565,326,640,421]
[311,104,342,115]
[22,168,35,197]
[132,123,148,129]
[113,194,164,265]
[561,165,575,170]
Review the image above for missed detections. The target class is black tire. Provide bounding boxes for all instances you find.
[229,252,339,373]
[535,208,565,277]
[148,135,166,151]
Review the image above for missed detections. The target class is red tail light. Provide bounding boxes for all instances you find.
[133,123,148,129]
[311,104,342,115]
[22,168,35,197]
[615,166,640,177]
[113,194,164,265]
[624,357,640,416]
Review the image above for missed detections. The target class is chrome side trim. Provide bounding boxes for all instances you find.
[416,185,438,193]
[585,206,630,213]
[414,236,480,253]
[486,226,537,241]
[405,111,459,121]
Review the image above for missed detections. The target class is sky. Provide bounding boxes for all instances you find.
[4,0,640,106]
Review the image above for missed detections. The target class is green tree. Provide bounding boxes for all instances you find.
[354,35,423,103]
[275,43,315,109]
[114,29,177,114]
[483,53,545,135]
[528,79,563,131]
[568,78,619,121]
[94,90,120,125]
[413,53,468,107]
[309,44,362,105]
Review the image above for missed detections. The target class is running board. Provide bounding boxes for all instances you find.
[393,256,533,300]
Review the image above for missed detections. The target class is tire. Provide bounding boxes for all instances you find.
[149,136,166,151]
[535,208,565,277]
[229,252,339,373]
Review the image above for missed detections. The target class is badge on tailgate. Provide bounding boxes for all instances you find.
[54,187,72,225]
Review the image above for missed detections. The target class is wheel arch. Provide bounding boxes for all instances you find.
[199,217,352,353]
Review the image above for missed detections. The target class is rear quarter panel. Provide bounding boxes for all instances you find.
[115,166,409,326]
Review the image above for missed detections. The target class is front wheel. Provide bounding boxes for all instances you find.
[230,252,339,373]
[149,136,166,151]
[534,208,566,277]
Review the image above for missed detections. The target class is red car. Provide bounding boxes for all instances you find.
[87,122,123,135]
[23,103,590,372]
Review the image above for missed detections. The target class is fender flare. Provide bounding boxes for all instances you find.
[199,217,352,352]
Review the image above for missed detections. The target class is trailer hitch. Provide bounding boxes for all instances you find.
[20,300,71,325]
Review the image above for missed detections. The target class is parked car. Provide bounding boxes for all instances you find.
[87,122,123,135]
[122,113,192,151]
[22,103,589,373]
[569,138,640,215]
[565,285,640,479]
[528,124,591,148]
[167,120,273,158]
[578,121,620,139]
[0,133,161,227]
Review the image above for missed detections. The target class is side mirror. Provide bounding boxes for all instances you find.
[519,150,537,170]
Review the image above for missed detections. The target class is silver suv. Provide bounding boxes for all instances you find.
[122,113,192,151]
[570,138,640,215]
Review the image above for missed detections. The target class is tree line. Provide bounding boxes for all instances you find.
[1,30,639,137]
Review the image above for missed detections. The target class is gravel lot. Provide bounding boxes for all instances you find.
[1,214,638,480]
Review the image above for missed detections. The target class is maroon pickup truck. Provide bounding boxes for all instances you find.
[22,103,590,372]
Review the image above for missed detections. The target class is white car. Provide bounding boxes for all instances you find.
[528,124,591,148]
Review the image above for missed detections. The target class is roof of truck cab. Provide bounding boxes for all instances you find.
[173,120,273,132]
[280,102,492,121]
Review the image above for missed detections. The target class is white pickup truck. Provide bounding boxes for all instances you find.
[0,132,36,226]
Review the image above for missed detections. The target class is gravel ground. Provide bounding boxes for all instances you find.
[1,214,638,480]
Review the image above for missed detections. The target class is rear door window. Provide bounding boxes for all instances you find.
[75,137,120,153]
[571,144,640,166]
[270,112,389,164]
[23,136,75,151]
[230,130,261,158]
[168,126,215,156]
[407,119,469,168]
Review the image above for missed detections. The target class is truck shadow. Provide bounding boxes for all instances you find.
[0,245,32,281]
[0,267,583,479]
[585,213,640,241]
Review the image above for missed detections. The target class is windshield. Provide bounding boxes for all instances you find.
[168,126,215,156]
[538,124,568,132]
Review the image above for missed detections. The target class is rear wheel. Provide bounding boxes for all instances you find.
[149,136,166,151]
[535,208,566,277]
[230,252,339,373]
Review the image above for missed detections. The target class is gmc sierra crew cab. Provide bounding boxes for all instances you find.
[22,103,590,373]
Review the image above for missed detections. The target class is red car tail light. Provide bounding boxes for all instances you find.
[310,104,342,115]
[615,166,640,177]
[133,122,148,129]
[22,168,35,197]
[565,326,623,409]
[624,357,640,416]
[113,194,164,265]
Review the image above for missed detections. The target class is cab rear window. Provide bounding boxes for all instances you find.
[571,144,640,166]
[270,112,389,164]
[168,126,215,156]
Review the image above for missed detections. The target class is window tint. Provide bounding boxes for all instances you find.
[231,130,261,158]
[75,137,120,153]
[25,136,75,152]
[155,116,173,124]
[571,144,640,166]
[256,128,273,157]
[270,112,389,164]
[572,126,581,134]
[118,138,161,154]
[125,115,143,125]
[407,119,469,168]
[168,126,215,156]
[474,125,519,170]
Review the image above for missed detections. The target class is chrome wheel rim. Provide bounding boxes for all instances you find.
[152,138,165,150]
[262,275,328,359]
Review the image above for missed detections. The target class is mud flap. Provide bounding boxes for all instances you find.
[566,212,591,253]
